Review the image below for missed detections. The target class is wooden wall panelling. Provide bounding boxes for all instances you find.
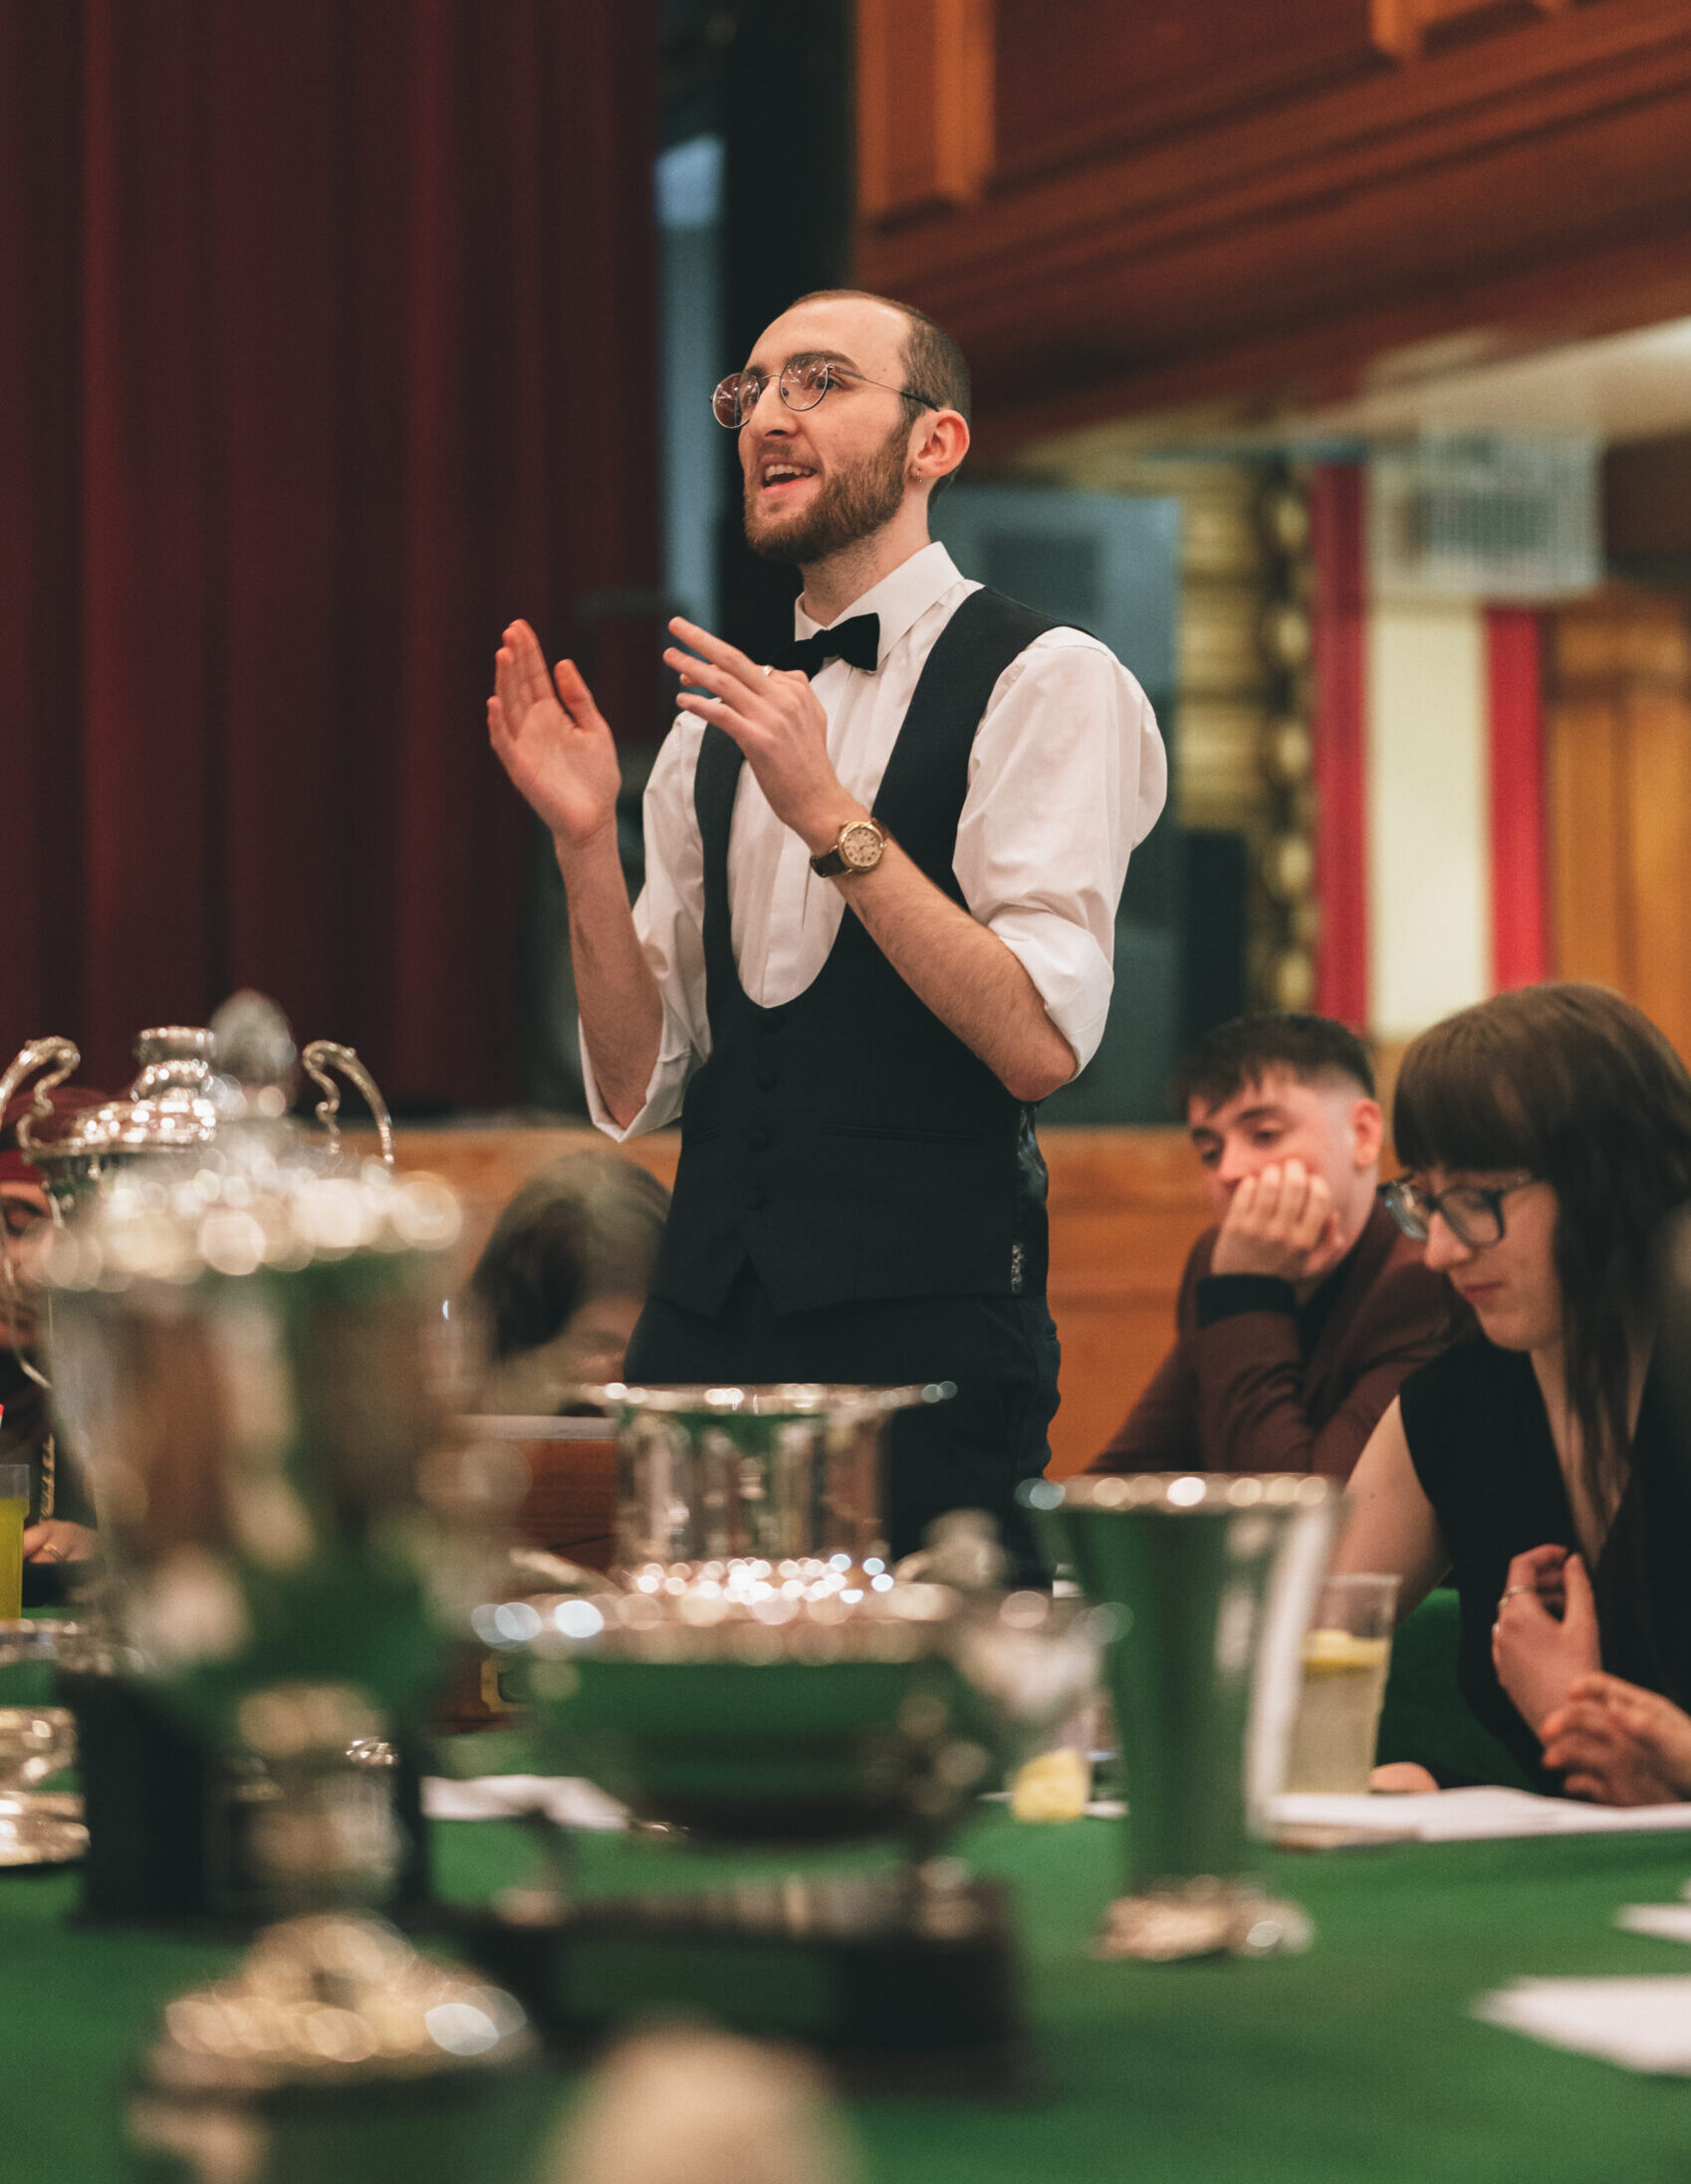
[856,0,1691,457]
[1371,0,1570,65]
[991,0,1384,183]
[857,0,994,220]
[1547,595,1691,1052]
[1549,696,1629,989]
[368,1124,1209,1481]
[1620,686,1691,1060]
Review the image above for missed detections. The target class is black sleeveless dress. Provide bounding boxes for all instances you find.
[1398,1335,1691,1791]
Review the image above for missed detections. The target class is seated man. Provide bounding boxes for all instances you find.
[0,1096,98,1568]
[1091,1013,1446,1478]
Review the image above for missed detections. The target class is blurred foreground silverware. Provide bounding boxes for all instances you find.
[465,1565,1087,2081]
[1021,1472,1341,1960]
[585,1379,952,1570]
[0,1617,98,1866]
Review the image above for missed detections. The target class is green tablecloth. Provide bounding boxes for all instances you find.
[10,1800,1691,2183]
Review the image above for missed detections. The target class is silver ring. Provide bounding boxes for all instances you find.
[761,663,773,676]
[1499,1584,1531,1606]
[36,1544,64,1563]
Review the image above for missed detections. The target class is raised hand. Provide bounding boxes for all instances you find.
[487,620,621,849]
[1209,1158,1342,1284]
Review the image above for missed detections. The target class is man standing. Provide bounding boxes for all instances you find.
[488,289,1165,1563]
[1092,1014,1447,1479]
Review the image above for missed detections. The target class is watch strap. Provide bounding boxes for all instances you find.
[810,818,886,878]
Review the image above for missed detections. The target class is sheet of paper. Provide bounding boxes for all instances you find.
[1269,1787,1691,1842]
[422,1773,627,1829]
[1617,1902,1691,1944]
[1475,1978,1691,2072]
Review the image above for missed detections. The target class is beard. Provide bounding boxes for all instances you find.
[743,418,910,565]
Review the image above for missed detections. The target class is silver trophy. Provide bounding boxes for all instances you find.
[471,1566,1102,2080]
[0,996,395,1403]
[23,996,539,2169]
[1023,1472,1341,1961]
[589,1379,952,1570]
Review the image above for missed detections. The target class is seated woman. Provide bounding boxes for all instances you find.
[466,1150,670,1412]
[1335,983,1691,1797]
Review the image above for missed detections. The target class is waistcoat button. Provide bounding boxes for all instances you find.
[755,1067,776,1091]
[744,1188,766,1211]
[747,1127,770,1151]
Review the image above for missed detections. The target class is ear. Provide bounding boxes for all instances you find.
[909,408,970,488]
[1349,1096,1384,1171]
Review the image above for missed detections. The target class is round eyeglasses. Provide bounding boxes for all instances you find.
[1380,1173,1538,1250]
[711,355,941,430]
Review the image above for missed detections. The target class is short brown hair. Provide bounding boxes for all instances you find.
[1172,1013,1374,1116]
[788,288,971,424]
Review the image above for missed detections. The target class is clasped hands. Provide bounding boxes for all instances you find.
[487,614,857,859]
[1209,1159,1345,1285]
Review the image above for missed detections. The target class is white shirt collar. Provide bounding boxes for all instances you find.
[793,541,962,665]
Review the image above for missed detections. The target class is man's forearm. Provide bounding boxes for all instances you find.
[839,843,1076,1102]
[554,827,663,1129]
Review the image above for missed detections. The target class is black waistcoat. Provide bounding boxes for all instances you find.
[646,588,1059,1318]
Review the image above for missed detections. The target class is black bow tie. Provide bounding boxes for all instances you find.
[774,614,880,677]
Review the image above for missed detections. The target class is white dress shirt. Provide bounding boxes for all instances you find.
[585,541,1167,1138]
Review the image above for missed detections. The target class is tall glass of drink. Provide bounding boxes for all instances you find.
[0,1465,28,1619]
[1285,1573,1399,1794]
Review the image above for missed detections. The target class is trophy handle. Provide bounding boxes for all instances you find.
[0,1036,81,1393]
[299,1041,395,1169]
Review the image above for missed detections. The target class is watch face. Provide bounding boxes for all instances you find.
[840,821,883,869]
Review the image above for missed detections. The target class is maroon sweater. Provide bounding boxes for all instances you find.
[1090,1199,1448,1480]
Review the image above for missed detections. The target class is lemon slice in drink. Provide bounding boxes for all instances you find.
[1302,1628,1391,1676]
[1010,1747,1091,1821]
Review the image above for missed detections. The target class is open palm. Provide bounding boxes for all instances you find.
[487,619,621,846]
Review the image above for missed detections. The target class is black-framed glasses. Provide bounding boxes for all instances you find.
[1380,1173,1538,1249]
[711,354,940,429]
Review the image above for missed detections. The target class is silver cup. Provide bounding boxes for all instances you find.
[589,1380,951,1570]
[1023,1472,1341,1960]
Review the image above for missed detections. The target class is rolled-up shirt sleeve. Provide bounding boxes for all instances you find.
[581,721,713,1140]
[954,630,1166,1075]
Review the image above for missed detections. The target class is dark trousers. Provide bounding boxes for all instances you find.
[624,1262,1060,1579]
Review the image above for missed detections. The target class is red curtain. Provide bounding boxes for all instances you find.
[0,0,658,1106]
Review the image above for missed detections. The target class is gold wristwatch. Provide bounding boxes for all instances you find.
[810,818,887,878]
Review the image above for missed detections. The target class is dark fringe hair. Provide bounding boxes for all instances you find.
[1170,1012,1374,1116]
[1393,983,1691,1500]
[468,1152,669,1363]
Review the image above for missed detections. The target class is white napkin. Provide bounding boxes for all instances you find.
[1270,1787,1691,1842]
[1475,1978,1691,2072]
[422,1773,627,1829]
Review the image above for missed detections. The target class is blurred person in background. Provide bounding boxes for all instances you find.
[1091,1013,1446,1477]
[466,1150,670,1412]
[0,1095,98,1568]
[1335,984,1691,1797]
